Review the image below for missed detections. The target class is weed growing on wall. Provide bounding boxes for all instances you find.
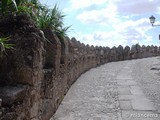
[0,37,14,57]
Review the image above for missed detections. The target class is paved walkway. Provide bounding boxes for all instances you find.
[50,57,160,120]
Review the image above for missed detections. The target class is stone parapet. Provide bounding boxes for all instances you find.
[0,14,159,120]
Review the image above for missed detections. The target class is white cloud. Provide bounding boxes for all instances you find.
[69,0,160,15]
[39,0,160,47]
[116,0,160,15]
[75,30,153,47]
[116,19,153,45]
[131,40,139,44]
[69,0,109,10]
[72,18,154,47]
[75,31,128,47]
[76,0,159,26]
[66,0,160,47]
[115,18,152,32]
[76,3,118,25]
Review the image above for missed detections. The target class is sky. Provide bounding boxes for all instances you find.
[40,0,160,48]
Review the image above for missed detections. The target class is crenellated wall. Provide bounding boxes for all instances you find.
[0,14,160,120]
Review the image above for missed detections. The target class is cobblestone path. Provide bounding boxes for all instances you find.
[51,57,160,120]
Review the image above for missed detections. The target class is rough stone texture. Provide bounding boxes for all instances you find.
[0,85,27,106]
[0,99,2,117]
[0,99,1,107]
[0,14,160,120]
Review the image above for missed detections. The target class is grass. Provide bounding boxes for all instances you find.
[0,37,14,57]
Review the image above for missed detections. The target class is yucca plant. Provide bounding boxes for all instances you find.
[0,37,14,57]
[50,5,70,38]
[0,0,18,16]
[56,26,71,39]
[0,0,41,17]
[35,5,60,30]
[19,0,44,15]
[35,4,70,39]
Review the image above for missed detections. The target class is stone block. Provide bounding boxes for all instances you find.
[118,87,131,95]
[0,85,27,106]
[132,99,156,111]
[119,101,132,110]
[118,95,146,101]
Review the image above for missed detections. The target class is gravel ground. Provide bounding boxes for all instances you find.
[132,56,160,112]
[50,56,160,120]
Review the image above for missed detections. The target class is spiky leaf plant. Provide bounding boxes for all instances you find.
[0,37,14,57]
[35,4,70,39]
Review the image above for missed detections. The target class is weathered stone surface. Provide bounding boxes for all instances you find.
[43,28,61,75]
[117,45,124,61]
[124,46,130,60]
[0,99,2,117]
[0,99,1,107]
[0,85,27,106]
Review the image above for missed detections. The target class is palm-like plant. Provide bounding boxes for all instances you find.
[0,0,41,16]
[35,4,70,39]
[0,0,18,16]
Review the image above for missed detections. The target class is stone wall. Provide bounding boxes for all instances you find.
[0,14,160,120]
